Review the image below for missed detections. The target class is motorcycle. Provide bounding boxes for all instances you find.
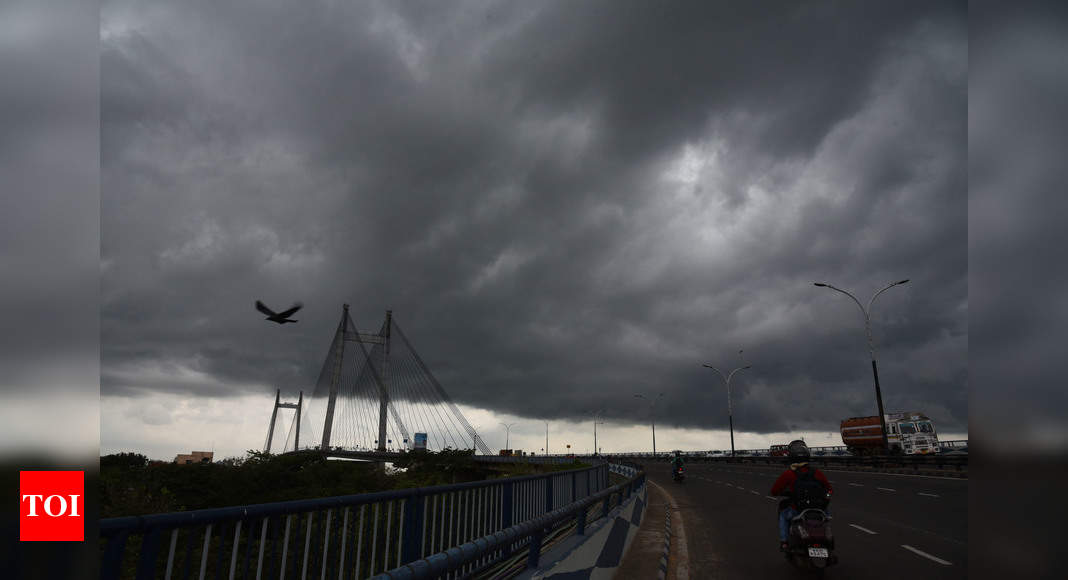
[779,496,837,571]
[672,465,685,482]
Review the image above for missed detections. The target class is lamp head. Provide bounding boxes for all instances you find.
[813,282,828,287]
[897,279,910,285]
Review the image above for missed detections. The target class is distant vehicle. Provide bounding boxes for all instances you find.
[840,412,940,455]
[413,432,428,452]
[770,445,790,457]
[499,449,513,457]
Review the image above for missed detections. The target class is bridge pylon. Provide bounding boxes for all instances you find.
[321,304,395,452]
[306,304,490,455]
[264,389,302,453]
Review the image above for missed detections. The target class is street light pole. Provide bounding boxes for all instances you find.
[814,279,910,454]
[702,357,751,457]
[634,393,663,455]
[594,417,604,456]
[544,420,549,456]
[500,422,516,451]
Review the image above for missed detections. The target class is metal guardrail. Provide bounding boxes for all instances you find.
[370,464,646,579]
[99,463,612,580]
[600,439,968,458]
[605,452,967,473]
[471,456,579,465]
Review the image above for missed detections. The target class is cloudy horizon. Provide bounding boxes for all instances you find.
[99,1,968,458]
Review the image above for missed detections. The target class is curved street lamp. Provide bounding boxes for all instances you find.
[500,422,517,451]
[814,279,910,453]
[702,353,751,456]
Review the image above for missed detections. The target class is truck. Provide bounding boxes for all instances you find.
[413,432,428,452]
[840,412,940,455]
[769,444,790,457]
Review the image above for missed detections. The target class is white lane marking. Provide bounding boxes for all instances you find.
[750,490,760,495]
[876,487,896,492]
[849,524,878,535]
[849,483,864,487]
[918,492,940,498]
[901,544,952,565]
[766,496,777,500]
[715,480,722,484]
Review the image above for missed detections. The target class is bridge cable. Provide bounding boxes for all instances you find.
[392,344,447,449]
[400,345,463,450]
[394,320,492,455]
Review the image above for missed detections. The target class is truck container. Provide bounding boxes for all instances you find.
[840,412,939,455]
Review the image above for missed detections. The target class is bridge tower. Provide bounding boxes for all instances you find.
[309,303,487,455]
[377,310,392,452]
[319,304,392,452]
[264,389,302,453]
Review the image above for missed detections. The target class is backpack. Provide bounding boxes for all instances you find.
[792,468,828,510]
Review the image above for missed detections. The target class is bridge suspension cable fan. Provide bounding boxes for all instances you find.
[289,304,492,455]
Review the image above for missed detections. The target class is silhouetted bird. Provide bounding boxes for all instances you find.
[256,300,303,324]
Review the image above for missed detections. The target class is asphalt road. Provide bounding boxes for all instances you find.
[649,462,967,579]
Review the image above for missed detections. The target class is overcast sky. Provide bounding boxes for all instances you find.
[97,1,969,459]
[0,0,99,460]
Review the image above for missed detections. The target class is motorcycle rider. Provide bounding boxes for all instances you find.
[671,450,685,478]
[769,440,832,551]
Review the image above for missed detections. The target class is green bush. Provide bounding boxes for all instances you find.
[99,450,587,518]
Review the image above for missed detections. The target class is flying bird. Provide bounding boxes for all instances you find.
[256,300,303,324]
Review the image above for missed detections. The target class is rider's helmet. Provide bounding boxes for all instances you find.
[787,439,810,461]
[674,450,681,457]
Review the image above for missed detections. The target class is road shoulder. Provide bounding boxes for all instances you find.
[614,480,689,579]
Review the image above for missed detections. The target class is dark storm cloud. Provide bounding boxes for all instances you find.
[102,1,967,434]
[1,0,99,383]
[970,2,1068,447]
[1,0,99,466]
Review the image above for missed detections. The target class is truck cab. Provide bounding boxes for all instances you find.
[890,415,939,455]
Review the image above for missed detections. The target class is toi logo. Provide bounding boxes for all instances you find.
[20,471,84,541]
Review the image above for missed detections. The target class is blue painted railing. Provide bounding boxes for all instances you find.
[371,464,645,579]
[99,462,622,579]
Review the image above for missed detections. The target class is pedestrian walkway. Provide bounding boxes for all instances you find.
[523,484,647,580]
[615,481,684,579]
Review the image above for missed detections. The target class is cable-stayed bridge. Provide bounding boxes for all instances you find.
[264,304,492,455]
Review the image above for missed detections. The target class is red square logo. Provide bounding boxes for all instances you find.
[20,471,84,541]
